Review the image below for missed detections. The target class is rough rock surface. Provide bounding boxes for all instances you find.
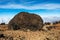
[8,12,43,31]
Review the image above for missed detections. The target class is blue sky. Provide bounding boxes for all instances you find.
[0,0,60,24]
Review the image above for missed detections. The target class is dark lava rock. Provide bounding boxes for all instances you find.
[8,12,43,31]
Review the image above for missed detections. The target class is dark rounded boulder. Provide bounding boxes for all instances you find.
[8,12,43,31]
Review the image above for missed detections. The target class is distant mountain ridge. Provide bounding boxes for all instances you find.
[0,16,60,24]
[42,16,60,23]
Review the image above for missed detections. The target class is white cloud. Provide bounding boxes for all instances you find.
[23,1,36,4]
[0,16,60,24]
[0,15,13,24]
[0,3,60,23]
[42,17,60,23]
[0,17,10,24]
[0,4,60,10]
[34,4,60,9]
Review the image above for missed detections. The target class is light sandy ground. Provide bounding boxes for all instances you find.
[0,29,59,40]
[0,24,60,40]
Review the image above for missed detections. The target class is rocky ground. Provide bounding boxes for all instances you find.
[0,29,60,40]
[0,24,60,40]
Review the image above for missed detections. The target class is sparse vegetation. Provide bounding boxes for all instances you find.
[44,22,51,25]
[0,23,5,25]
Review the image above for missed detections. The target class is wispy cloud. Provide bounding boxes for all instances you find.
[23,1,36,4]
[0,14,14,24]
[0,3,60,10]
[0,17,11,24]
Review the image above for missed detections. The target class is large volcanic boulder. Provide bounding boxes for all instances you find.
[8,12,43,31]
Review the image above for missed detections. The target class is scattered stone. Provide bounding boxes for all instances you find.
[0,34,5,38]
